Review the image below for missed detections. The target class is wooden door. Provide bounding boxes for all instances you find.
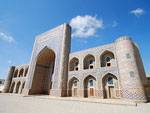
[89,88,94,96]
[109,86,114,98]
[73,88,77,96]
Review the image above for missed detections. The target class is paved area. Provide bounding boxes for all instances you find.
[0,93,150,113]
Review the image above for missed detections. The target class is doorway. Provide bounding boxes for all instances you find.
[30,47,55,95]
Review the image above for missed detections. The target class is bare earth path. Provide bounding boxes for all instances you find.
[0,94,150,113]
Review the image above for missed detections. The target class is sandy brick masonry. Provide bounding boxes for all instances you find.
[2,23,150,103]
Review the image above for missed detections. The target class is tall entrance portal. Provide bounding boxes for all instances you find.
[23,24,71,97]
[30,47,55,94]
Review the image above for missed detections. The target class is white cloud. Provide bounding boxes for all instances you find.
[130,8,145,17]
[112,21,118,27]
[70,15,103,38]
[0,32,15,43]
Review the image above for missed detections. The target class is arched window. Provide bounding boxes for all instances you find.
[105,56,111,62]
[83,54,95,69]
[107,77,113,84]
[88,79,94,87]
[100,51,115,67]
[73,80,78,87]
[69,57,79,71]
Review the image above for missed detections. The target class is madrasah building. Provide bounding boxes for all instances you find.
[2,23,150,102]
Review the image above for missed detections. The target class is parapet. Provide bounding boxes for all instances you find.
[35,23,71,42]
[14,64,29,68]
[115,36,132,42]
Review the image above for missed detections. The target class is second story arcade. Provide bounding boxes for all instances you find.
[68,43,117,72]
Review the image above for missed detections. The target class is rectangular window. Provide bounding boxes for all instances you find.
[130,71,135,78]
[126,53,131,59]
[90,65,93,69]
[107,63,111,67]
[74,81,77,86]
[89,80,93,86]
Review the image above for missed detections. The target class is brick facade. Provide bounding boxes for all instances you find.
[3,24,150,102]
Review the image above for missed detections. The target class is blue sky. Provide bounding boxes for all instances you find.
[0,0,150,78]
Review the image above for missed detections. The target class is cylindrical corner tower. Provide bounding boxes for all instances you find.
[2,66,15,93]
[115,36,147,102]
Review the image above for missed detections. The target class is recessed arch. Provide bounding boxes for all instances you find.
[84,75,96,97]
[13,69,18,78]
[24,67,28,77]
[83,54,95,69]
[9,82,15,93]
[69,57,79,71]
[30,47,56,95]
[20,82,25,94]
[102,73,118,99]
[100,50,115,67]
[19,68,24,77]
[68,77,79,97]
[15,81,21,93]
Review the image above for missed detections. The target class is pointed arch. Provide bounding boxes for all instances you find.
[13,69,18,78]
[69,57,79,71]
[30,47,56,95]
[83,54,95,69]
[15,81,21,93]
[102,73,118,99]
[9,82,15,93]
[24,67,28,77]
[100,50,115,67]
[68,77,79,96]
[19,68,24,77]
[83,75,96,97]
[20,82,25,94]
